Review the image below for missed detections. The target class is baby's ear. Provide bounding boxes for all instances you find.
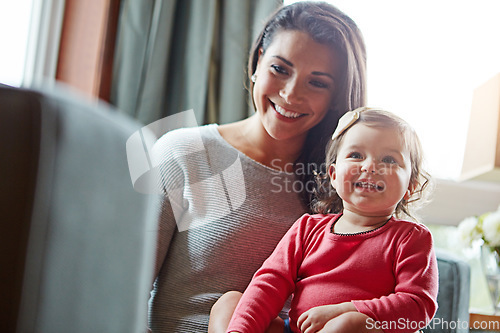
[404,183,415,201]
[328,164,336,188]
[404,190,411,201]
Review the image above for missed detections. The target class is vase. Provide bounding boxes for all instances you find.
[480,245,500,314]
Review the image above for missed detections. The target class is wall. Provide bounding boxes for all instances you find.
[420,178,500,225]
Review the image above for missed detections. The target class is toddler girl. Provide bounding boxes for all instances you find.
[209,107,438,333]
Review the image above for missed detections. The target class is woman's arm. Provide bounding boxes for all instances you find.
[150,133,184,281]
[152,198,177,280]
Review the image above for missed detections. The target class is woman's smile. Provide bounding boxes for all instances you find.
[271,101,305,120]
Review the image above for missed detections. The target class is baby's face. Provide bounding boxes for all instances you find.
[329,123,412,217]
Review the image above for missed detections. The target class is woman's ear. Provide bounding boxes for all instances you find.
[328,164,336,189]
[252,48,264,81]
[256,47,264,66]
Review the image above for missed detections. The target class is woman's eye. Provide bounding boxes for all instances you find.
[382,156,397,164]
[310,80,329,89]
[271,64,288,75]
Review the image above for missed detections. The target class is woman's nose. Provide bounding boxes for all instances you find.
[279,79,304,104]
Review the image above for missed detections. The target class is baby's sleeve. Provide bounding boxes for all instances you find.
[353,224,438,333]
[226,214,311,333]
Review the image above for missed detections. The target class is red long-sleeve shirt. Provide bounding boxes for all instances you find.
[227,214,438,333]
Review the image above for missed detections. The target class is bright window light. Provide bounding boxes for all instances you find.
[286,0,500,180]
[0,0,34,87]
[3,0,500,181]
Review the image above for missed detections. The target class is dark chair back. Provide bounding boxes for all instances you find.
[0,85,159,333]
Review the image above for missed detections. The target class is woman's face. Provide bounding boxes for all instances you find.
[253,30,341,143]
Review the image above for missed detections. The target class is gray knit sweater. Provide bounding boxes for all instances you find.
[149,124,306,332]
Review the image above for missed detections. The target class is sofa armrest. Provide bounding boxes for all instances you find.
[423,248,471,333]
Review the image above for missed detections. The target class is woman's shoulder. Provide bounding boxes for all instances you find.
[152,124,225,156]
[149,124,223,172]
[155,123,219,147]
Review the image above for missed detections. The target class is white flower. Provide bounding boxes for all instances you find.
[483,210,500,247]
[457,216,481,247]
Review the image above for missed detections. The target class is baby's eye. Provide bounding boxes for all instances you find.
[271,64,288,75]
[381,156,397,164]
[348,152,363,159]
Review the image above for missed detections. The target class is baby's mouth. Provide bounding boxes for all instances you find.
[355,181,384,191]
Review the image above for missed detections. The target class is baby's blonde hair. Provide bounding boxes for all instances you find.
[312,107,432,220]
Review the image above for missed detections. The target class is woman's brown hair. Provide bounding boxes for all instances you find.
[247,1,367,209]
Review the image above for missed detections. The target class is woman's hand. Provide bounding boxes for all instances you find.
[297,302,356,333]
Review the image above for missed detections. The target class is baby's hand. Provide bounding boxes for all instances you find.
[297,303,355,333]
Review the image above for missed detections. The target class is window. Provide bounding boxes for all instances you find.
[286,0,500,181]
[0,0,66,89]
[0,0,34,86]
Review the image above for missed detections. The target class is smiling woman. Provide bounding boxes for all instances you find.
[287,0,500,180]
[151,3,369,331]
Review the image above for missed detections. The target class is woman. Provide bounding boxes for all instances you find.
[149,1,367,332]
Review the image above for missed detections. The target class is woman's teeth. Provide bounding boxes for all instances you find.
[275,104,303,119]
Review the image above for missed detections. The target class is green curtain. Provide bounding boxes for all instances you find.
[110,0,282,126]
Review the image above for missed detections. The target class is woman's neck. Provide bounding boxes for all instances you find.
[333,209,393,234]
[218,115,306,172]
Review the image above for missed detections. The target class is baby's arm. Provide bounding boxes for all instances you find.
[352,225,438,332]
